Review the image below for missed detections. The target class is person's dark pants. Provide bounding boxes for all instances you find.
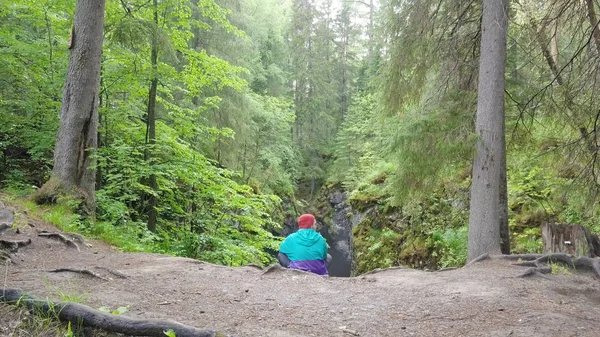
[278,252,331,267]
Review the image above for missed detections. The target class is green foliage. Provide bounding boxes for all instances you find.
[98,306,129,315]
[0,0,68,189]
[5,0,600,278]
[508,164,557,227]
[329,93,380,190]
[93,116,283,265]
[353,192,470,273]
[550,262,572,276]
[511,227,543,254]
[64,322,73,337]
[426,227,468,268]
[353,225,403,274]
[1,0,289,268]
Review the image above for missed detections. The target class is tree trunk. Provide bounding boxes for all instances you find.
[368,0,374,56]
[532,23,563,85]
[499,149,510,255]
[467,0,509,262]
[97,61,105,191]
[34,0,106,215]
[541,223,600,257]
[145,0,159,233]
[586,0,600,55]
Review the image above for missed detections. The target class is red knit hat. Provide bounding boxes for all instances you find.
[298,214,315,229]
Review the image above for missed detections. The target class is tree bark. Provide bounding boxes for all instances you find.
[468,0,509,262]
[35,0,106,214]
[541,222,600,257]
[499,144,510,255]
[532,23,563,85]
[586,0,600,55]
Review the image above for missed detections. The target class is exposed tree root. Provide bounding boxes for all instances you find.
[39,230,91,248]
[517,266,552,279]
[0,223,10,233]
[261,264,289,275]
[468,253,600,279]
[32,178,93,217]
[466,253,490,265]
[94,266,129,279]
[436,267,459,272]
[0,238,32,252]
[0,250,12,261]
[497,254,543,261]
[62,232,91,247]
[46,268,108,281]
[243,264,264,271]
[361,266,407,276]
[1,237,31,262]
[0,288,231,337]
[38,232,80,251]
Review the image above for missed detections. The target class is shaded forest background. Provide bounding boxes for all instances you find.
[2,0,600,272]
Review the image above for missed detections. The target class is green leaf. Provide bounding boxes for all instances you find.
[98,306,111,313]
[113,306,129,315]
[164,329,177,337]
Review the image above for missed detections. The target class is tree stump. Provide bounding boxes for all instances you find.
[541,222,600,257]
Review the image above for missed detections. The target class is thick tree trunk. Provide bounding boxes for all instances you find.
[468,0,509,262]
[35,0,106,214]
[541,222,600,257]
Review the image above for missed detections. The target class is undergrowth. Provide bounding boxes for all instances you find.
[9,191,281,267]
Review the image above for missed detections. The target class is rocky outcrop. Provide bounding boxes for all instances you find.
[321,189,365,277]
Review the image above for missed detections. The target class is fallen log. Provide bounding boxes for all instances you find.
[0,288,232,337]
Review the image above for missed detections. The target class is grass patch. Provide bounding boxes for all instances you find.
[550,262,573,275]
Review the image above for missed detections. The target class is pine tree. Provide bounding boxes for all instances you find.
[468,0,510,261]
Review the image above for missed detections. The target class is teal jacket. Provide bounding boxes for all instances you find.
[279,229,328,262]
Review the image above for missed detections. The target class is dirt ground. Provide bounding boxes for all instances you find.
[1,200,600,337]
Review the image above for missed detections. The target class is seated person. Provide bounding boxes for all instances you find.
[278,214,331,276]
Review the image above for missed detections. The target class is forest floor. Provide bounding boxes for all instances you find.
[1,199,600,337]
